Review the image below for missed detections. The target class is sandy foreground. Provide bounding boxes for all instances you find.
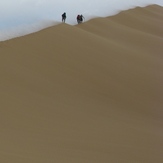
[0,5,163,163]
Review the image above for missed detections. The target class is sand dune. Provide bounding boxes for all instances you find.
[0,5,163,163]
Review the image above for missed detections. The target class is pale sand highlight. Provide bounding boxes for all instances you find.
[0,5,163,163]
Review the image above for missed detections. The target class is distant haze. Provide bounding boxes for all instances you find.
[0,0,163,41]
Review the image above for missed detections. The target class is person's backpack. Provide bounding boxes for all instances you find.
[62,13,66,18]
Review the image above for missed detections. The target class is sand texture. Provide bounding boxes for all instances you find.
[0,5,163,163]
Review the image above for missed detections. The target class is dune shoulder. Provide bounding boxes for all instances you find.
[0,5,163,163]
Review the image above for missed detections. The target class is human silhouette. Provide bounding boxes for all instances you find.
[62,12,66,23]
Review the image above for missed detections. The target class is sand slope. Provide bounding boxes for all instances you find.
[0,5,163,163]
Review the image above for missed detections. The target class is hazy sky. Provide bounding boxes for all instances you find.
[0,0,162,40]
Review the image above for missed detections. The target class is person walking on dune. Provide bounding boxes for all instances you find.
[62,12,66,23]
[77,14,85,24]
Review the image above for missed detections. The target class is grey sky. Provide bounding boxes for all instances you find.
[0,0,162,40]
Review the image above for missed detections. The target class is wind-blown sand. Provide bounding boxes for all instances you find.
[0,5,163,163]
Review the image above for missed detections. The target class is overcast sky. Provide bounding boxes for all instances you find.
[0,0,162,40]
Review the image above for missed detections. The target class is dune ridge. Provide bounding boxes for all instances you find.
[0,5,163,163]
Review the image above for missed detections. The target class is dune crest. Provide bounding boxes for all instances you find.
[0,5,163,163]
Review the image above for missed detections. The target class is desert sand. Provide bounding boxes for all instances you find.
[0,5,163,163]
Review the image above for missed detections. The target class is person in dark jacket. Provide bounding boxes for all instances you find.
[62,12,66,23]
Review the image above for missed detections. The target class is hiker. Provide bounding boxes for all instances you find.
[77,15,80,24]
[80,15,84,22]
[77,14,84,24]
[62,12,66,23]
